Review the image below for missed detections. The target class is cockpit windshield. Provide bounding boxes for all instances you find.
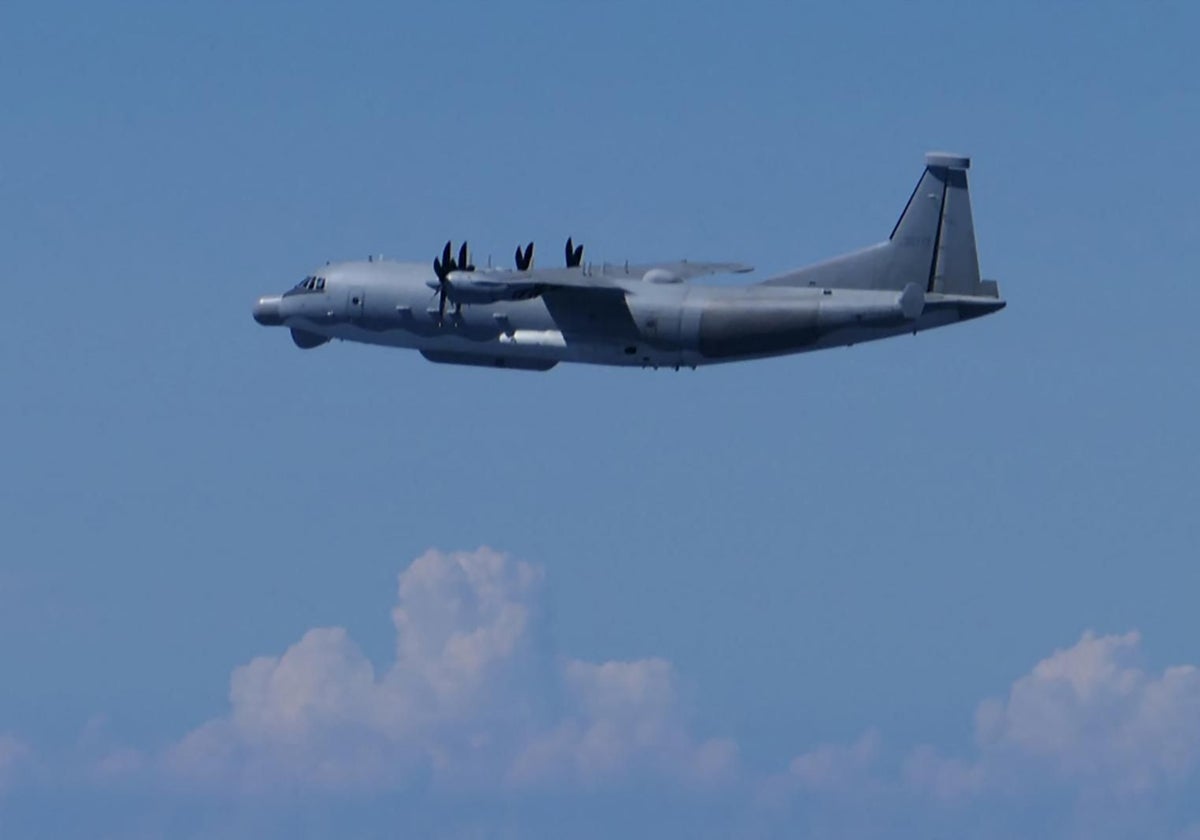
[290,275,327,293]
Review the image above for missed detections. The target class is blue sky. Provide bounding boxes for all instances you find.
[2,1,1199,837]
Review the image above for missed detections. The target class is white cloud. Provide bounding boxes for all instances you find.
[904,630,1200,799]
[1,570,1196,840]
[786,729,881,793]
[754,729,883,811]
[751,632,1200,837]
[509,658,737,787]
[902,745,986,800]
[163,547,736,793]
[150,567,1200,818]
[11,553,1192,836]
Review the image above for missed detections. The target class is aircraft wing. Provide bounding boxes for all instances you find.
[445,268,620,303]
[475,260,753,289]
[438,259,753,307]
[433,240,751,306]
[479,267,624,290]
[602,260,754,281]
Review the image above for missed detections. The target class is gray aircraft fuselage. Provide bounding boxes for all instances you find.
[252,153,1004,371]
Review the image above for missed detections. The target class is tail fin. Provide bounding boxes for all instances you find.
[762,152,999,298]
[892,152,989,296]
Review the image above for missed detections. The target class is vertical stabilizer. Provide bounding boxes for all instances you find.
[887,160,948,290]
[887,153,986,295]
[760,152,998,299]
[924,154,981,295]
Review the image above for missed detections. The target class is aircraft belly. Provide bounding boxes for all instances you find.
[696,299,821,359]
[811,308,959,349]
[684,289,971,364]
[320,313,680,368]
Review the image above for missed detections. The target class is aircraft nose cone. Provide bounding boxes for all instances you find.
[253,295,284,326]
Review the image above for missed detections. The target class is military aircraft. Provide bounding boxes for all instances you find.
[252,152,1003,371]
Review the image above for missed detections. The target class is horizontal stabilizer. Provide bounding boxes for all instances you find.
[899,282,924,319]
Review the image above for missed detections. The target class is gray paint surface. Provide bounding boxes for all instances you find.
[252,153,1004,370]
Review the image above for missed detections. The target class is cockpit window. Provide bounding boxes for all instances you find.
[289,275,327,295]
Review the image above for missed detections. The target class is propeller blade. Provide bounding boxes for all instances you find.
[565,237,584,268]
[514,241,535,271]
[442,241,453,268]
[438,285,447,324]
[458,242,469,272]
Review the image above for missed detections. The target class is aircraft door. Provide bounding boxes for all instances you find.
[346,288,365,321]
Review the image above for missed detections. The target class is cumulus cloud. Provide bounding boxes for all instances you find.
[786,729,881,793]
[510,658,737,787]
[1,565,1197,840]
[755,728,883,811]
[749,632,1200,838]
[904,630,1200,799]
[151,572,1200,814]
[15,551,1190,837]
[163,548,736,793]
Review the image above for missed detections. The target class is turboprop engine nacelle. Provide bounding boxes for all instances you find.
[427,272,542,305]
